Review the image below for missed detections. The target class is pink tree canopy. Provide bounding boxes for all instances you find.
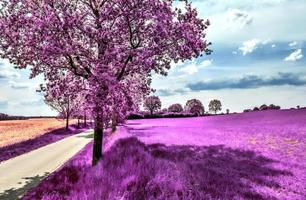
[168,103,183,113]
[0,0,211,165]
[185,99,205,116]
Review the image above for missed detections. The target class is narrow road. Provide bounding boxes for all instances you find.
[0,129,93,200]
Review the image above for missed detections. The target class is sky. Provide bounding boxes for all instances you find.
[0,0,306,116]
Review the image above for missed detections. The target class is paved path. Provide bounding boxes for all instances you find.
[0,129,93,200]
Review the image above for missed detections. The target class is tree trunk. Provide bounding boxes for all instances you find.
[92,117,103,166]
[66,116,69,130]
[66,99,70,130]
[77,118,80,128]
[84,114,87,127]
[111,110,117,132]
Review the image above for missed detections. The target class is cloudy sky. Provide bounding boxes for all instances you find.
[0,0,306,116]
[153,0,306,113]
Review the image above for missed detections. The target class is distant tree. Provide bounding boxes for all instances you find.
[38,75,80,130]
[297,105,300,109]
[226,109,230,114]
[144,96,162,115]
[168,104,183,113]
[185,99,205,116]
[253,107,260,111]
[161,108,168,113]
[209,99,222,114]
[45,96,76,130]
[0,113,9,120]
[268,104,281,110]
[260,104,268,110]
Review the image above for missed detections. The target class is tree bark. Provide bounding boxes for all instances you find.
[111,110,117,132]
[66,99,70,130]
[66,116,69,130]
[84,114,87,127]
[92,116,103,166]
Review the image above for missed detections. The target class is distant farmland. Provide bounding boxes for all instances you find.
[0,118,75,147]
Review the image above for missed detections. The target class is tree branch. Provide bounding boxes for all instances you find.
[117,55,132,80]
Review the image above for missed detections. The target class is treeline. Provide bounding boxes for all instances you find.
[0,113,58,121]
[243,104,306,113]
[129,96,224,119]
[129,96,306,119]
[243,104,281,113]
[0,113,28,121]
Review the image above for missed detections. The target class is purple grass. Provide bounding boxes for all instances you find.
[23,109,306,200]
[0,125,89,163]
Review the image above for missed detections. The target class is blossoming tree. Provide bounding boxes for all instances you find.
[0,0,210,165]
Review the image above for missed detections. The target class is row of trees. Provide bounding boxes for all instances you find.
[0,0,211,165]
[243,104,281,113]
[143,96,223,116]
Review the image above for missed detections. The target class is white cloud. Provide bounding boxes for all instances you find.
[238,39,261,55]
[271,44,276,48]
[179,59,213,75]
[200,60,213,67]
[203,1,306,45]
[170,61,184,71]
[179,63,198,75]
[289,41,298,47]
[238,38,272,55]
[261,39,272,45]
[284,49,303,62]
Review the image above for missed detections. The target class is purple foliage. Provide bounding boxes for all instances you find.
[185,99,205,116]
[168,104,183,113]
[144,96,162,115]
[23,109,306,200]
[260,104,269,110]
[0,125,89,163]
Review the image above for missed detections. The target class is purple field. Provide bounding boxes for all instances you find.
[23,109,306,200]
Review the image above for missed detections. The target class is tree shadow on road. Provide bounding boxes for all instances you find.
[0,172,49,200]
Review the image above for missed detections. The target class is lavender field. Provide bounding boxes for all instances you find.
[23,109,306,200]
